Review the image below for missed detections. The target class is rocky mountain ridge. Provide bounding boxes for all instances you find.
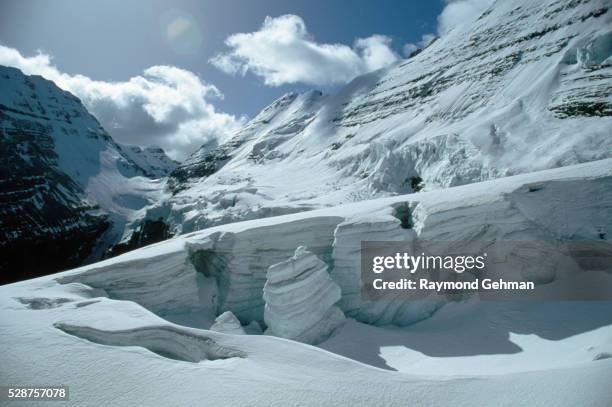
[0,66,173,283]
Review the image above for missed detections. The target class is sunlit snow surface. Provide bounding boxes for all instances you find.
[2,0,612,403]
[2,160,611,406]
[161,0,612,234]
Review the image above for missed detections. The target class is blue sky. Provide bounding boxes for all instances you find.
[0,0,492,159]
[0,0,442,115]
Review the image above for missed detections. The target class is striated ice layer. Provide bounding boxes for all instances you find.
[187,216,343,323]
[331,215,444,326]
[53,160,612,329]
[58,251,204,316]
[263,246,345,344]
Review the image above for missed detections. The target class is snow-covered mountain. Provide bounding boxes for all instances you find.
[3,0,610,278]
[1,0,611,403]
[162,0,611,233]
[0,66,171,283]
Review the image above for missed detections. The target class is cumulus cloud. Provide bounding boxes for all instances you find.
[210,15,399,86]
[354,35,400,71]
[437,0,496,36]
[0,45,244,160]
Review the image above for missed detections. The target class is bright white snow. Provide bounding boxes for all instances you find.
[1,159,611,405]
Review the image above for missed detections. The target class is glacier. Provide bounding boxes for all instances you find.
[2,0,610,279]
[51,159,612,329]
[1,0,611,404]
[1,159,612,405]
[210,311,246,335]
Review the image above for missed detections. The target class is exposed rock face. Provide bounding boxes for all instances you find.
[167,136,246,194]
[158,0,612,235]
[209,311,246,335]
[0,67,110,283]
[0,66,163,283]
[263,246,345,345]
[106,218,172,258]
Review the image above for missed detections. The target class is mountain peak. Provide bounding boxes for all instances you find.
[0,66,168,282]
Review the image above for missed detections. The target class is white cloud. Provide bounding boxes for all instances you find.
[210,14,399,86]
[402,33,437,57]
[420,33,437,48]
[354,35,400,71]
[437,0,496,36]
[0,45,244,160]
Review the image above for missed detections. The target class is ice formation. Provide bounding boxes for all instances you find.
[263,246,345,344]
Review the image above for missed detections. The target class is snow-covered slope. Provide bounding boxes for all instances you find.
[163,0,611,233]
[1,159,611,405]
[165,90,327,230]
[119,144,178,178]
[0,66,168,283]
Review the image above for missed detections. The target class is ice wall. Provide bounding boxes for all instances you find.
[55,160,612,332]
